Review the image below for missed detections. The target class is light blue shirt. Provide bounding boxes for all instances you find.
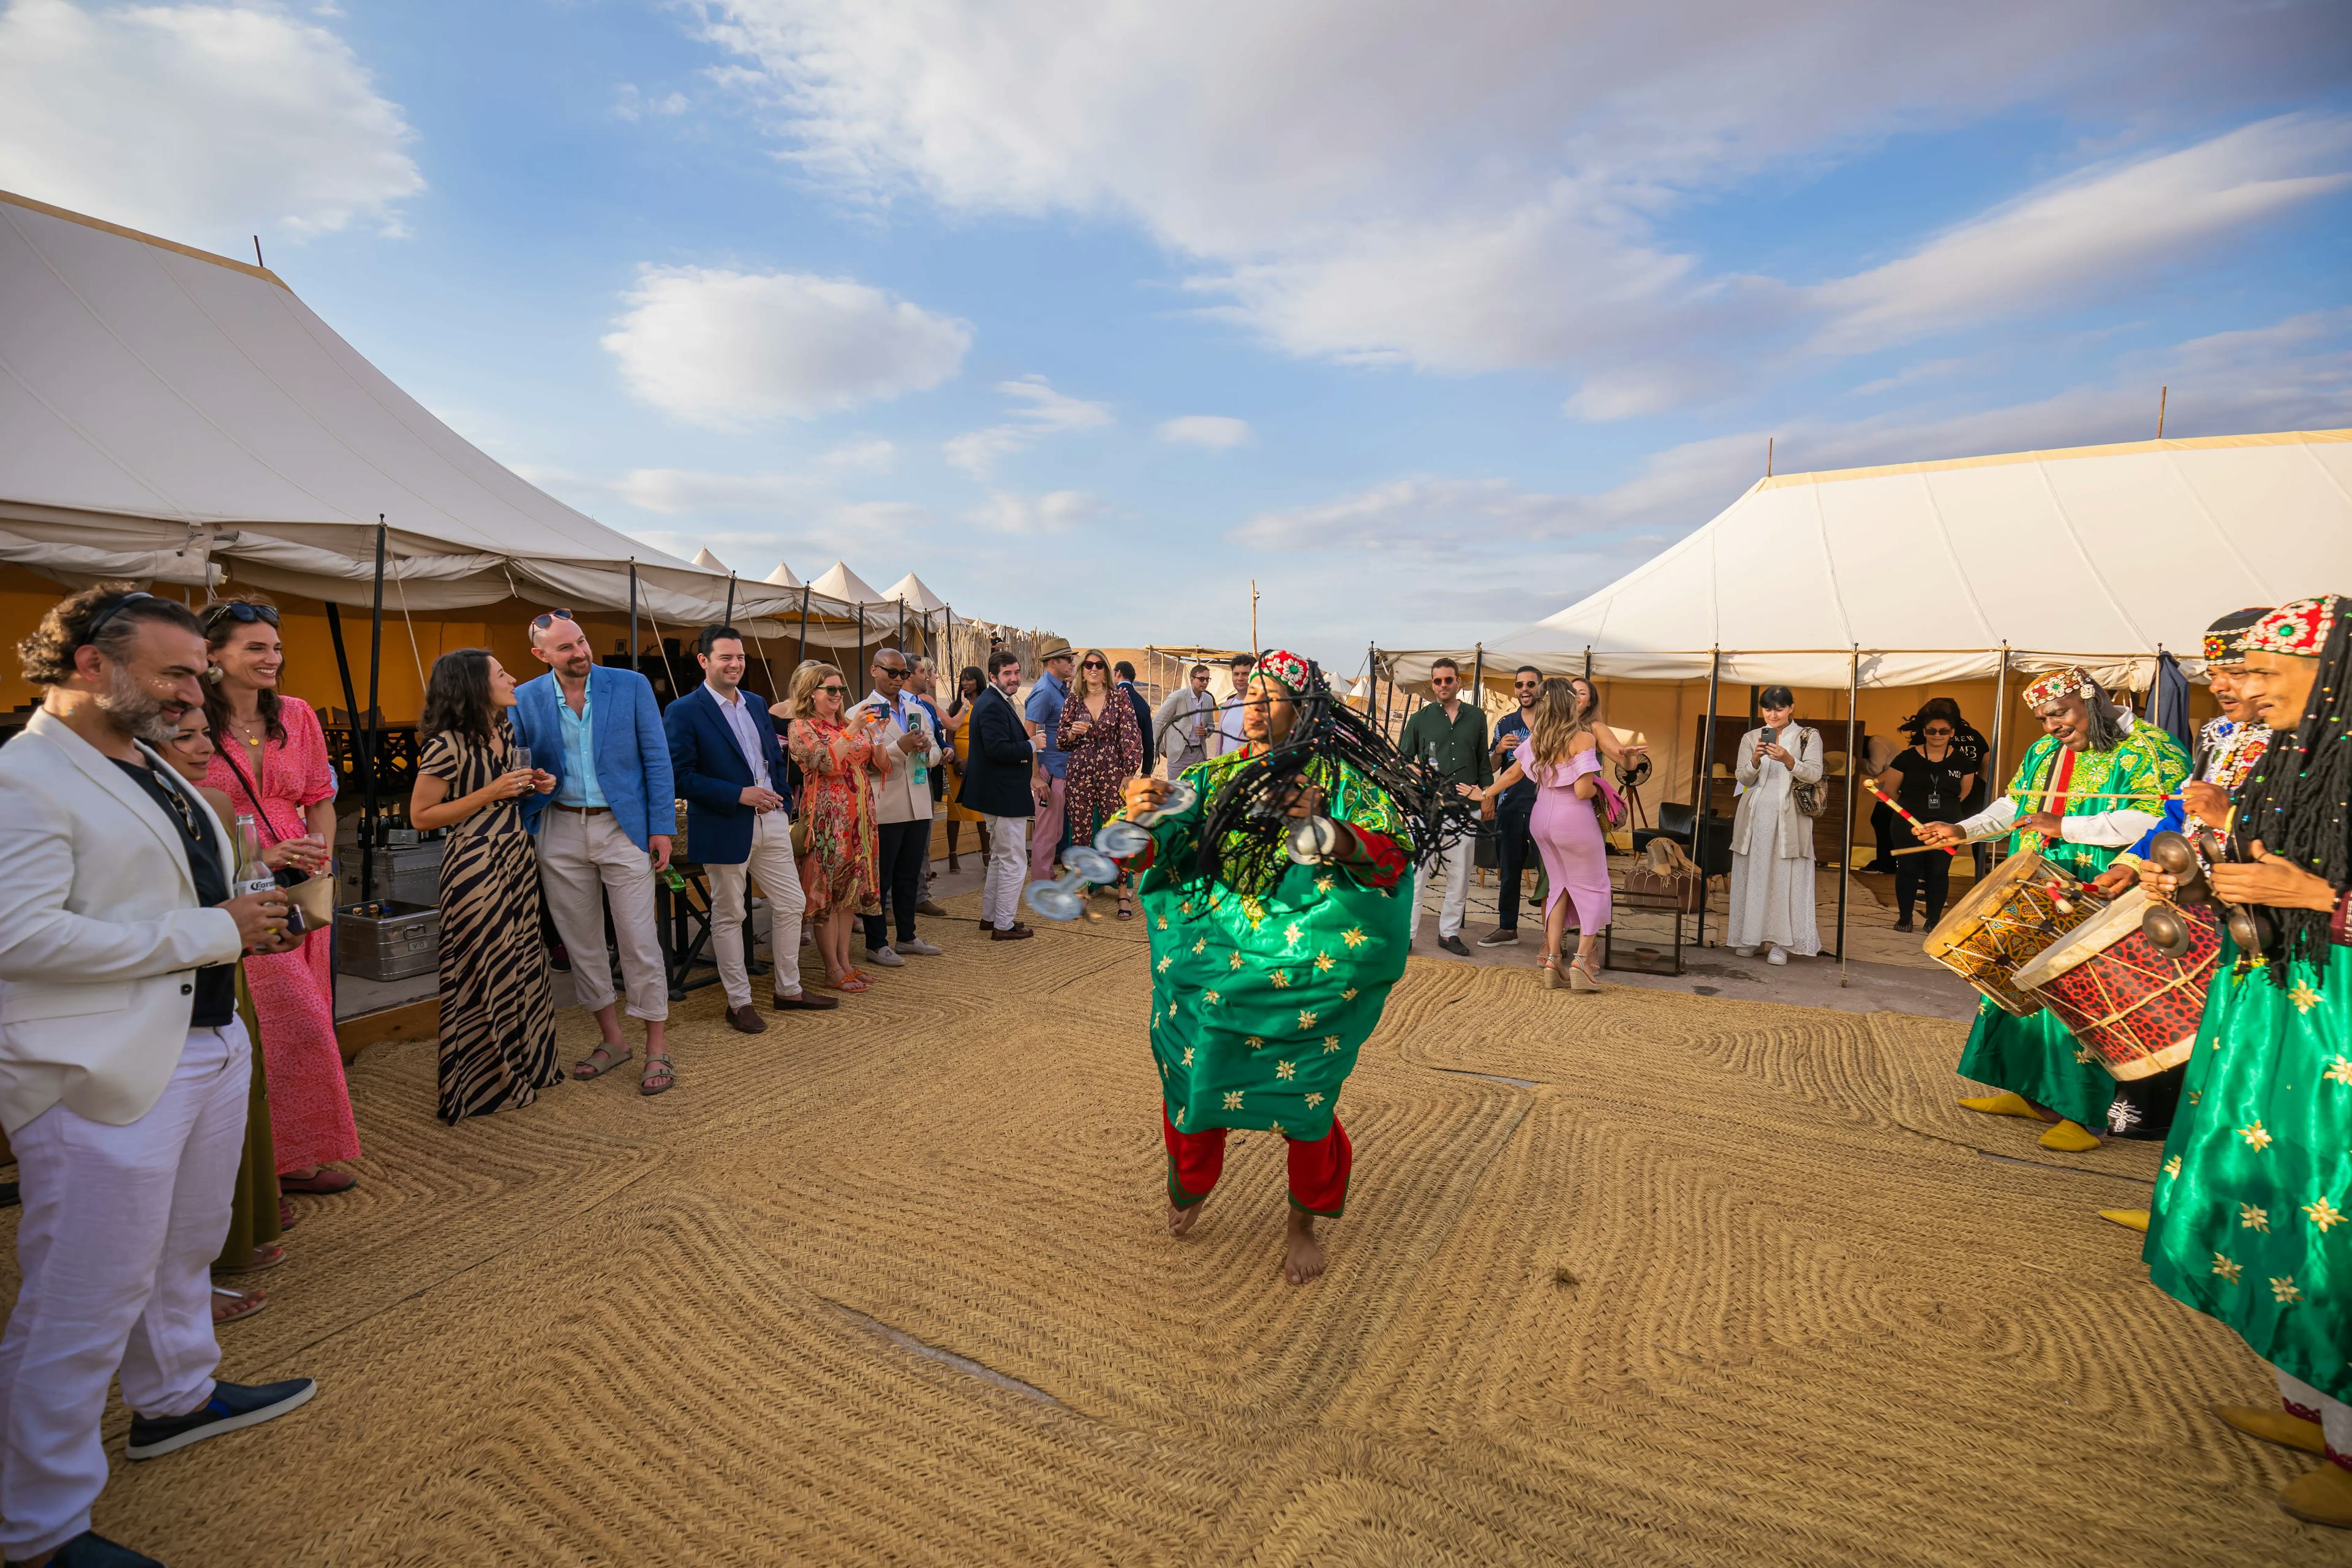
[707,682,772,792]
[554,681,606,809]
[1025,671,1069,780]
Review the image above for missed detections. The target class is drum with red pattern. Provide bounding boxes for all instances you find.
[2011,888,2221,1081]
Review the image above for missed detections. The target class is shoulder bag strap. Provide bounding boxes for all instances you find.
[218,744,281,844]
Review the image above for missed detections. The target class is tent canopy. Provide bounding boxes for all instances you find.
[884,571,948,614]
[809,560,888,607]
[1383,429,2352,692]
[0,187,865,627]
[764,560,801,587]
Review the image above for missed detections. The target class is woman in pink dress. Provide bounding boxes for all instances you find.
[202,598,363,1193]
[1469,677,1617,992]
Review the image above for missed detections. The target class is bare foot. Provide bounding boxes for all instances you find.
[1284,1208,1325,1285]
[1167,1198,1202,1237]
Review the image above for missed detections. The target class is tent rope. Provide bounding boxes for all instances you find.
[392,562,427,690]
[641,598,682,698]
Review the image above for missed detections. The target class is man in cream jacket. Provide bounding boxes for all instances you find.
[849,646,946,966]
[0,586,318,1568]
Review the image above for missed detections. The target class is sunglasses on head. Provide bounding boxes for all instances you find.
[203,600,279,630]
[531,608,576,631]
[78,590,157,647]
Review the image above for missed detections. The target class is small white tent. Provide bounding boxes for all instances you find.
[1383,429,2352,692]
[810,560,888,608]
[883,572,948,614]
[764,560,802,588]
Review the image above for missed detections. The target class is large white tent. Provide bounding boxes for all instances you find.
[1383,429,2352,692]
[0,187,854,627]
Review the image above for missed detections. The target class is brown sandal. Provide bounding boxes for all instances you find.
[573,1044,631,1080]
[216,1243,285,1275]
[277,1168,356,1195]
[640,1054,674,1096]
[212,1285,269,1325]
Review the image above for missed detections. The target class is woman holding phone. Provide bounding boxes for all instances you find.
[1725,685,1823,965]
[411,649,562,1122]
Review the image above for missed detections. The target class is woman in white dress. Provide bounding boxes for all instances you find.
[1726,685,1822,964]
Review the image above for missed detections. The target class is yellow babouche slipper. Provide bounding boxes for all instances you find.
[2098,1208,2149,1233]
[2216,1403,2325,1455]
[2278,1461,2352,1528]
[1958,1091,2041,1119]
[2038,1119,2102,1152]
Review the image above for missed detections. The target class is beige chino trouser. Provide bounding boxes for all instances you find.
[537,806,669,1022]
[705,809,805,1006]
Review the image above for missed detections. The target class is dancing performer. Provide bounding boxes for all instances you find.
[2089,608,2272,1169]
[1109,649,1434,1284]
[1916,668,2190,1150]
[2140,595,2352,1528]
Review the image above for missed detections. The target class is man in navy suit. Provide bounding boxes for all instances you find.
[960,649,1042,940]
[513,610,676,1094]
[666,628,836,1032]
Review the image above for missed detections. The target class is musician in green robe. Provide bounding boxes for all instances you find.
[1915,666,2190,1150]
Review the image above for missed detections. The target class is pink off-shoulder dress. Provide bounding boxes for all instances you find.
[1515,737,1615,935]
[205,696,361,1174]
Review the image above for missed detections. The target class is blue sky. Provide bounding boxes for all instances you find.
[4,0,2349,676]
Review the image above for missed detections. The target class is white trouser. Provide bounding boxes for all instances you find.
[983,815,1030,930]
[537,807,669,1022]
[706,810,805,1005]
[0,1020,251,1561]
[1413,834,1474,941]
[2277,1367,2352,1456]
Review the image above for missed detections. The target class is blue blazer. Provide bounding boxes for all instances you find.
[513,665,675,851]
[664,685,790,867]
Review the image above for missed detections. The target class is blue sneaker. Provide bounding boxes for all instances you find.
[124,1377,315,1460]
[7,1531,167,1567]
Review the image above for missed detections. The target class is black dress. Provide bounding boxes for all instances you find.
[420,723,561,1122]
[1890,745,1973,927]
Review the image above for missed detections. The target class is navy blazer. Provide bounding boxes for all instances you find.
[664,685,790,867]
[957,686,1036,820]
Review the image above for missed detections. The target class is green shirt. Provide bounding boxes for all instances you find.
[1140,750,1411,1142]
[1398,700,1493,790]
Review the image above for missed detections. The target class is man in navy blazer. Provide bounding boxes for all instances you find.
[513,610,677,1093]
[960,649,1041,940]
[666,627,836,1031]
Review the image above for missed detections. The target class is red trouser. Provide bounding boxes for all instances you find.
[1162,1107,1351,1218]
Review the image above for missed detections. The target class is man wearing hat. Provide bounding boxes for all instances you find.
[1025,640,1077,884]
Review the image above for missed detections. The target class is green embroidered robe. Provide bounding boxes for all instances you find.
[1140,750,1411,1143]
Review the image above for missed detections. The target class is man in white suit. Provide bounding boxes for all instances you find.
[0,586,318,1568]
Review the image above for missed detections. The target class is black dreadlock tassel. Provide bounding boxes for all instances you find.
[2234,593,2352,982]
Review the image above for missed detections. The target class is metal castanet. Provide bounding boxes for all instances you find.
[2139,829,2272,960]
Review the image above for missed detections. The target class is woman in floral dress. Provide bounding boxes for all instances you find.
[1058,648,1147,918]
[200,597,361,1194]
[786,662,886,992]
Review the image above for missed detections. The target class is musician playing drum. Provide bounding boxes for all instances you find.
[2136,594,2352,1529]
[1914,667,2191,1151]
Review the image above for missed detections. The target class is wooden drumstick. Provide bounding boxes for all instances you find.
[1861,776,1957,856]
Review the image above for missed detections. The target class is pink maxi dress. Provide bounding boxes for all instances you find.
[205,695,361,1173]
[1515,737,1616,933]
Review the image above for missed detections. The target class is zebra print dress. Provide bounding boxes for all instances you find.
[421,723,562,1122]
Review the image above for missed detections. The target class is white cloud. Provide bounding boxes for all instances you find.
[1157,415,1253,449]
[609,467,818,516]
[1810,115,2352,356]
[943,374,1111,475]
[693,1,2347,409]
[0,0,423,246]
[820,438,896,472]
[603,265,971,428]
[966,489,1109,534]
[613,83,692,121]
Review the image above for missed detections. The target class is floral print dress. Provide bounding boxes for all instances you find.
[789,716,886,919]
[1060,688,1146,886]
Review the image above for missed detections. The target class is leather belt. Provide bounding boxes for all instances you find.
[550,803,610,815]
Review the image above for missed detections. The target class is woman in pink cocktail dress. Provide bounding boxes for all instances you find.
[203,598,363,1194]
[1469,677,1618,992]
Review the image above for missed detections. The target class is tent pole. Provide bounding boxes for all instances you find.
[628,559,639,663]
[1366,641,1379,725]
[1469,642,1485,715]
[1694,646,1721,951]
[1837,645,1860,984]
[725,572,735,627]
[361,519,388,907]
[1583,645,1593,680]
[797,584,810,666]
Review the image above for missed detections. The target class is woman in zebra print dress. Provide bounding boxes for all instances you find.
[412,650,563,1122]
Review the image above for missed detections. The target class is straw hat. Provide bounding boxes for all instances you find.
[1036,638,1076,662]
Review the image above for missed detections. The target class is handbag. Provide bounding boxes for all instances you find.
[219,744,337,931]
[1785,729,1828,819]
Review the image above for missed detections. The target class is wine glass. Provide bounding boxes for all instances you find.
[507,743,533,776]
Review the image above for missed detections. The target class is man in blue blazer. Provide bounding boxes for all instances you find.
[666,627,837,1033]
[960,649,1041,940]
[514,610,678,1095]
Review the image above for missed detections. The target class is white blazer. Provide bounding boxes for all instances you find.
[0,709,244,1134]
[1730,722,1823,861]
[846,690,945,826]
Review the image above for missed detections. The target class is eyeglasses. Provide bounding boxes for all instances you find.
[1923,726,1953,736]
[818,682,846,695]
[78,590,157,649]
[530,609,576,631]
[1082,660,1107,670]
[202,600,279,631]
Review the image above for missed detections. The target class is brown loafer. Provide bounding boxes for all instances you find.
[991,924,1034,941]
[771,990,839,1011]
[725,1003,767,1034]
[976,918,994,932]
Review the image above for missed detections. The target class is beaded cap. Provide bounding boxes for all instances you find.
[2201,605,2271,668]
[1254,647,1315,696]
[2020,666,2095,711]
[2244,596,2337,657]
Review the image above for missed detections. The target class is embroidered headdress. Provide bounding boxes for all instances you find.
[2244,596,2338,657]
[1253,647,1314,696]
[2202,606,2271,668]
[2021,666,2095,711]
